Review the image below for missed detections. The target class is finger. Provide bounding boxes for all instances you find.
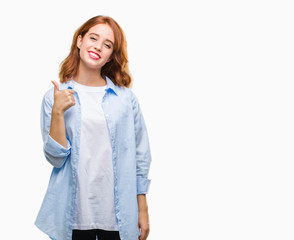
[51,80,59,93]
[70,97,75,106]
[67,86,75,94]
[68,89,75,94]
[140,229,147,240]
[64,89,75,96]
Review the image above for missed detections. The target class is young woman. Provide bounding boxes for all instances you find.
[35,15,152,240]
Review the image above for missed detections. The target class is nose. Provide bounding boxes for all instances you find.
[94,40,103,52]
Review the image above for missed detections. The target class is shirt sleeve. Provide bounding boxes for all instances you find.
[131,92,152,195]
[40,89,71,168]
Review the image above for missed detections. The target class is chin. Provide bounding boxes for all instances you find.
[81,60,102,70]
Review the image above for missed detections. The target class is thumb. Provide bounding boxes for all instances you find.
[51,80,59,93]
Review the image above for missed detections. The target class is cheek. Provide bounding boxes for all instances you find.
[80,40,91,50]
[106,50,114,59]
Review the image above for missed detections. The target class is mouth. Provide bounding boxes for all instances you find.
[88,51,101,60]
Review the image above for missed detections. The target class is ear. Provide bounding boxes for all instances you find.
[77,35,82,49]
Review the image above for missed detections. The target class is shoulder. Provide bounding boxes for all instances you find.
[116,86,139,104]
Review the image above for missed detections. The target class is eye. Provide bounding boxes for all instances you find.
[105,44,111,49]
[90,37,97,41]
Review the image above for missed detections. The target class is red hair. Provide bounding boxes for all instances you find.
[58,15,132,88]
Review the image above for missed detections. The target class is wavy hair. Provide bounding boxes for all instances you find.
[58,15,132,88]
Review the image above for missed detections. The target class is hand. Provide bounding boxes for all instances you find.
[51,80,75,113]
[138,209,150,240]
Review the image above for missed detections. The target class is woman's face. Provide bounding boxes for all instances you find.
[77,23,114,70]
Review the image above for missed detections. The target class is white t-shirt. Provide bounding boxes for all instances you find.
[72,80,119,231]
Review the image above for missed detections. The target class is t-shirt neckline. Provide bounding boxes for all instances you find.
[73,80,107,92]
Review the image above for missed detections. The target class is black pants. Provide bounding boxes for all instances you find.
[72,229,120,240]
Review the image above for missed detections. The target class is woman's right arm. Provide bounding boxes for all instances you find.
[49,108,67,148]
[50,80,75,148]
[40,81,75,168]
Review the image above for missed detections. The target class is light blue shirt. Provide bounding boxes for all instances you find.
[35,76,152,240]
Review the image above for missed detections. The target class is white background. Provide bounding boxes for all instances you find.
[0,0,293,239]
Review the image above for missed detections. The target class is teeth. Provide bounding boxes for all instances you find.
[89,52,99,58]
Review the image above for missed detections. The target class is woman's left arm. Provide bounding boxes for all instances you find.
[132,92,152,194]
[132,92,152,240]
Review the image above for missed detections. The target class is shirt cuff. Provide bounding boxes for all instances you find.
[44,134,71,157]
[137,177,151,195]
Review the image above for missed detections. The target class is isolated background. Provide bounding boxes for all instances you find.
[0,0,293,239]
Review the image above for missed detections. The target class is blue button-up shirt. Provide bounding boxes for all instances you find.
[35,76,152,240]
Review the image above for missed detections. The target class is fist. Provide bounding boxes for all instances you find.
[51,80,75,113]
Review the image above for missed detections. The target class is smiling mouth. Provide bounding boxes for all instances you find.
[88,51,101,60]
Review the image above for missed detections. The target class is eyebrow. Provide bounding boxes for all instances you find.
[89,33,114,46]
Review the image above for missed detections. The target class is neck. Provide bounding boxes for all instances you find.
[74,61,106,86]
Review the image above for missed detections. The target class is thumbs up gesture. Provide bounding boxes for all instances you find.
[51,80,75,113]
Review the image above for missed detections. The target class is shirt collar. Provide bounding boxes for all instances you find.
[104,76,118,95]
[60,76,118,95]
